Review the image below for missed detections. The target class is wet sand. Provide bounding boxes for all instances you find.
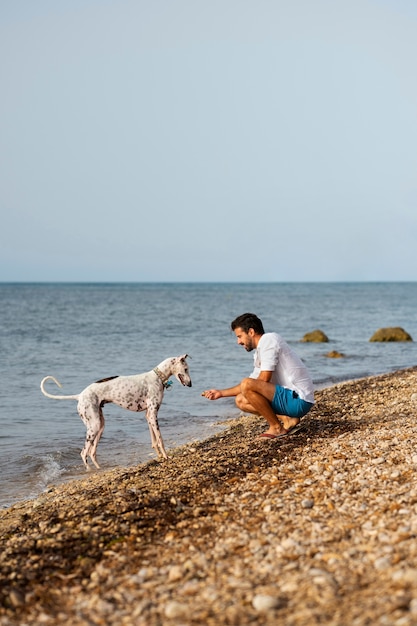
[1,367,417,625]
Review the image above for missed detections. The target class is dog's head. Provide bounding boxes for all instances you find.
[173,354,192,387]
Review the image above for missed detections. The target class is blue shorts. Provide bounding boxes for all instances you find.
[271,386,313,418]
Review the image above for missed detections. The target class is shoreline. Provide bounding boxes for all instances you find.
[0,368,404,511]
[1,366,417,625]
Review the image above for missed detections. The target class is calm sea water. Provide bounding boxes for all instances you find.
[1,282,417,508]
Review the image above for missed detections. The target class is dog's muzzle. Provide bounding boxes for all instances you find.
[179,374,192,387]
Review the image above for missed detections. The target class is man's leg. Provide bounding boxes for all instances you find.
[235,392,260,415]
[240,378,300,435]
[240,378,285,435]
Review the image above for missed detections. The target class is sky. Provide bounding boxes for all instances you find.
[1,0,417,282]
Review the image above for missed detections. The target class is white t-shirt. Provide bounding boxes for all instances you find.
[250,333,314,404]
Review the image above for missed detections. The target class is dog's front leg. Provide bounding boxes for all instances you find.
[146,408,168,459]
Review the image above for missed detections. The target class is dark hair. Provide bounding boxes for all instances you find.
[231,313,264,335]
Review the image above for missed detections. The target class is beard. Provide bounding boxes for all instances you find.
[244,337,255,352]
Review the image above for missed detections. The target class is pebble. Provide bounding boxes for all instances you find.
[168,565,183,582]
[371,456,385,465]
[301,498,315,508]
[409,598,417,614]
[8,590,24,608]
[252,594,283,612]
[164,601,188,619]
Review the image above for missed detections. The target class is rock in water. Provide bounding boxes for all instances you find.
[369,327,413,342]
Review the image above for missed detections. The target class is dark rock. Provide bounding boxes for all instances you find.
[369,327,413,342]
[325,351,345,358]
[301,329,329,343]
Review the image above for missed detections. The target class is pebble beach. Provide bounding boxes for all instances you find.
[2,367,417,626]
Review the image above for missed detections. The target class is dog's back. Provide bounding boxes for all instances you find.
[80,372,161,414]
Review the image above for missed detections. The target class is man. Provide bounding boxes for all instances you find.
[202,313,314,439]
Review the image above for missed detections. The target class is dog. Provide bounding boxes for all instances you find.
[40,355,192,470]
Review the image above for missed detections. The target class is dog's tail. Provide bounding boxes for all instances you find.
[40,376,79,401]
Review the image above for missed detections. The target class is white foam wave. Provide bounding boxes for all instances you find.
[35,454,67,493]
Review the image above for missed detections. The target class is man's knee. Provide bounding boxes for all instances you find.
[240,377,254,394]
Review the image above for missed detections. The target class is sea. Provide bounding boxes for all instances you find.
[1,282,417,509]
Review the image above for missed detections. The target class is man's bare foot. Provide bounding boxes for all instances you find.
[257,419,304,440]
[280,417,300,431]
[257,425,288,439]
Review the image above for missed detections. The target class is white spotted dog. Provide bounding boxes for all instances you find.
[40,355,192,470]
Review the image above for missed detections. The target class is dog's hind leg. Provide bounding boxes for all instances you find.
[89,406,105,469]
[78,400,104,470]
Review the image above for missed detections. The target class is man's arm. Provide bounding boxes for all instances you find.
[257,371,273,382]
[202,383,241,400]
[203,371,273,400]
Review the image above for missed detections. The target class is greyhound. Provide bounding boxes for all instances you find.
[40,355,192,470]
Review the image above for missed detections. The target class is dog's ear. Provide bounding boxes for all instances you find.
[180,354,190,361]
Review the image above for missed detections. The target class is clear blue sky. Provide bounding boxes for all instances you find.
[1,0,416,282]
